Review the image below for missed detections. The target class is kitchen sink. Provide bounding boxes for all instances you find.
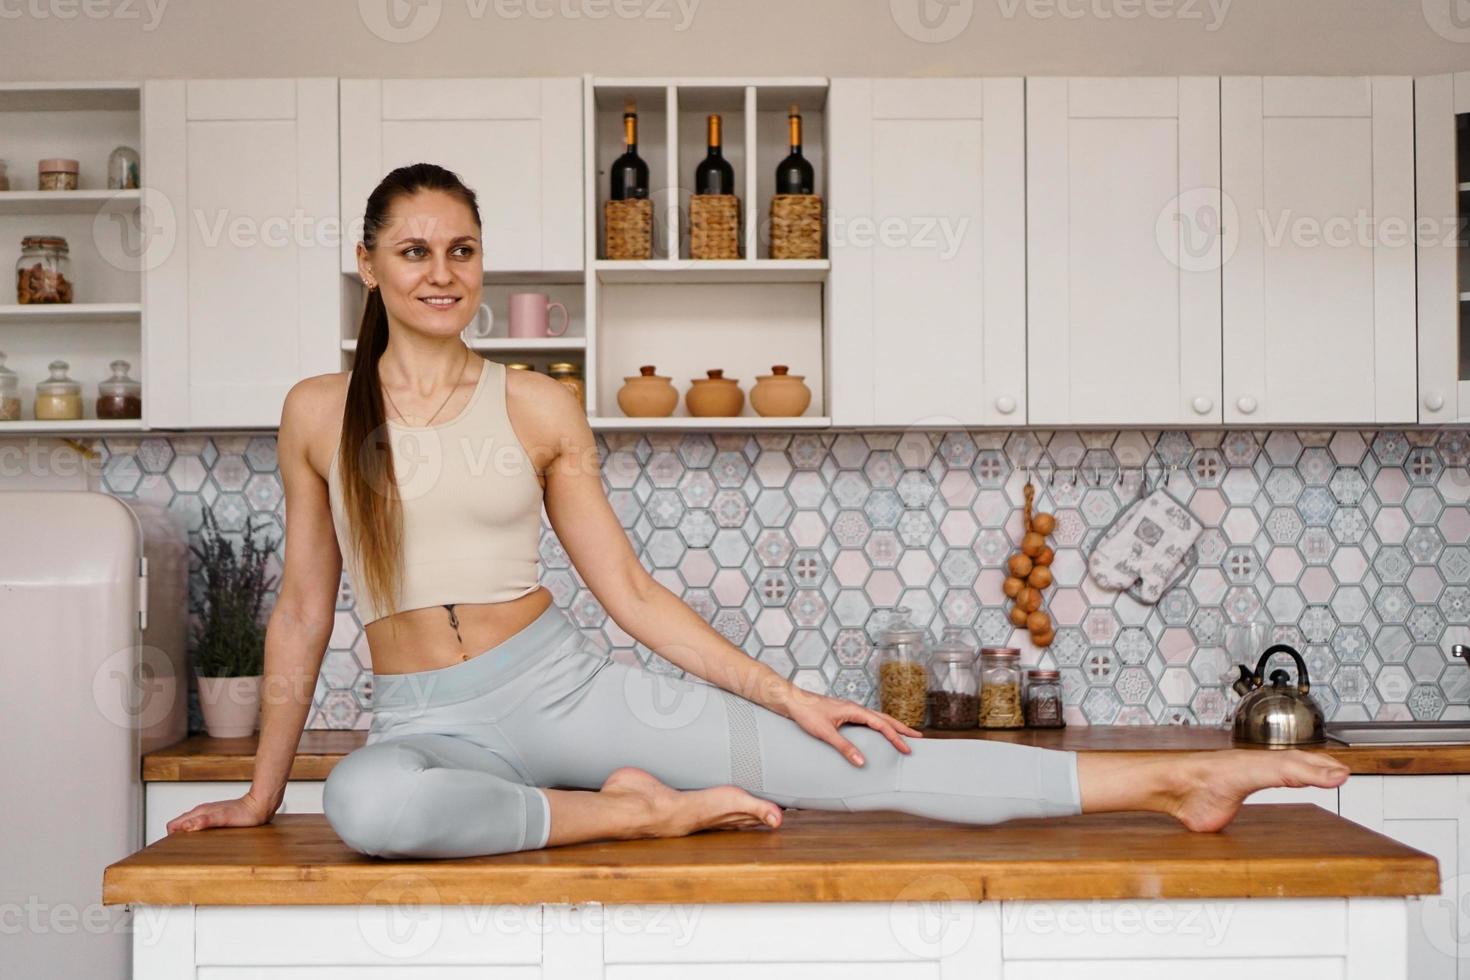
[1324,720,1470,745]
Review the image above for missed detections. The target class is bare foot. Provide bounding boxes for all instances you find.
[1164,749,1351,833]
[599,767,783,839]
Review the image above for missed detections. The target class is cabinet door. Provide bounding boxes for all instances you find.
[1416,72,1470,424]
[1339,775,1465,980]
[339,78,583,276]
[1026,77,1222,426]
[827,77,1026,427]
[1222,76,1417,425]
[143,79,342,428]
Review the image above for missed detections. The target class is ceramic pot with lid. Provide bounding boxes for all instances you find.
[686,369,743,417]
[1230,643,1325,747]
[750,365,811,417]
[617,365,678,417]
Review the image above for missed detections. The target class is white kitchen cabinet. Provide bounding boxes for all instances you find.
[339,78,583,278]
[827,77,1026,427]
[144,781,323,846]
[1339,775,1465,980]
[1415,72,1470,424]
[142,79,342,428]
[1026,77,1222,426]
[1221,76,1417,425]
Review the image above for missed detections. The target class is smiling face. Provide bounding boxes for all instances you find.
[358,188,484,339]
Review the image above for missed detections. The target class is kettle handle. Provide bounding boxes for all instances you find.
[1253,643,1310,695]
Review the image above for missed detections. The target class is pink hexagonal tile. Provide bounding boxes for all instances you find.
[712,568,748,606]
[897,550,936,587]
[755,608,795,646]
[1266,547,1304,584]
[940,510,979,548]
[1050,588,1086,626]
[940,470,978,508]
[864,569,903,607]
[1299,567,1335,603]
[1373,468,1409,506]
[1374,507,1410,545]
[789,510,826,548]
[832,550,869,588]
[1160,628,1194,664]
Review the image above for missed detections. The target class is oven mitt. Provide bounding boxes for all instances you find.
[1087,488,1202,603]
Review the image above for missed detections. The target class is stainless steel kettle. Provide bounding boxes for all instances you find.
[1230,643,1325,746]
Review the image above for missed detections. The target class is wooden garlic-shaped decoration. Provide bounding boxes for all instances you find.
[1002,483,1058,647]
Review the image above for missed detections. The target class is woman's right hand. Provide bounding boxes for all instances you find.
[166,790,278,834]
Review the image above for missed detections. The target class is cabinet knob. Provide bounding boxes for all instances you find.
[1425,392,1446,412]
[1236,396,1258,415]
[995,396,1017,415]
[1192,396,1213,415]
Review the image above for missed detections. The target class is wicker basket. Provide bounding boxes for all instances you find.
[604,198,653,260]
[770,194,824,260]
[689,194,740,260]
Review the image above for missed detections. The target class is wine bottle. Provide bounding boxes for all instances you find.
[694,114,736,195]
[774,104,815,195]
[610,98,649,201]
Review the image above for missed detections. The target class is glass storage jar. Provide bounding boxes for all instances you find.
[978,647,1024,729]
[876,605,930,729]
[108,145,140,190]
[38,158,79,191]
[926,626,978,729]
[96,359,141,419]
[16,236,73,304]
[547,361,585,408]
[0,352,19,421]
[34,359,81,420]
[1024,669,1065,728]
[0,159,10,191]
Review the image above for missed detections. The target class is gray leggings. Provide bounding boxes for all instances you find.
[323,602,1082,859]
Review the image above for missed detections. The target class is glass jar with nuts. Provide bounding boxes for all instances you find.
[876,605,930,730]
[978,647,1025,728]
[16,236,74,304]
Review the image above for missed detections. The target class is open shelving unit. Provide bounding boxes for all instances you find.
[0,81,147,433]
[584,76,832,429]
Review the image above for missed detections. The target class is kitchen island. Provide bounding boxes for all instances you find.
[105,802,1435,978]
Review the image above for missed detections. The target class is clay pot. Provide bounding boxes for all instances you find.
[196,674,262,738]
[686,369,744,417]
[617,365,678,417]
[750,365,812,417]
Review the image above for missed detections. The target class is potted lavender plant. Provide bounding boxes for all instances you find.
[189,507,279,738]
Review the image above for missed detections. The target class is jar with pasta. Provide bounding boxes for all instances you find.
[978,647,1024,729]
[926,626,978,729]
[876,606,929,729]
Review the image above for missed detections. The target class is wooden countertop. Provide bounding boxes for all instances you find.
[142,726,1470,781]
[103,803,1438,906]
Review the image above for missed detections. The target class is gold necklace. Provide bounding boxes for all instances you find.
[381,346,471,427]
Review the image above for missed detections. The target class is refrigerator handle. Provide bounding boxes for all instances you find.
[138,556,148,632]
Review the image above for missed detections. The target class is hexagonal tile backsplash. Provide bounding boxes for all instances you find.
[99,427,1470,732]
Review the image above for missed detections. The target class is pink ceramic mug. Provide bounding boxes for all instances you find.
[508,293,569,338]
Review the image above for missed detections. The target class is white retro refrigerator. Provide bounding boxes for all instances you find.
[0,490,189,979]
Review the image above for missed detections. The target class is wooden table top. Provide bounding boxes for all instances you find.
[142,725,1470,781]
[103,803,1439,906]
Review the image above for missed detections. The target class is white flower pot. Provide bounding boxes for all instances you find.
[197,674,263,738]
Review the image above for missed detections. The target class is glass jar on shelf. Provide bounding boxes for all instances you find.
[34,359,81,420]
[16,236,74,304]
[0,159,10,192]
[38,158,79,191]
[0,352,20,421]
[926,626,978,729]
[876,605,930,729]
[96,359,141,420]
[1024,669,1065,728]
[107,145,140,190]
[977,647,1025,729]
[547,361,585,408]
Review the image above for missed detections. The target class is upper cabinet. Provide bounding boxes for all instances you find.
[1415,72,1470,424]
[1221,76,1417,425]
[827,77,1025,427]
[339,78,583,277]
[142,78,342,428]
[1026,78,1222,426]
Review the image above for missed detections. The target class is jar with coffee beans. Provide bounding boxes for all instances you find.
[926,626,978,729]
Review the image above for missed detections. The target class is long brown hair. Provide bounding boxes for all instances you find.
[338,163,482,629]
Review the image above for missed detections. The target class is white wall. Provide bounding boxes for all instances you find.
[0,0,1467,80]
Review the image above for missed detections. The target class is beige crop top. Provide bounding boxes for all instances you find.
[326,357,544,625]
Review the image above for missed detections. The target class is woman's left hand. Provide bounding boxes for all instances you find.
[781,689,924,766]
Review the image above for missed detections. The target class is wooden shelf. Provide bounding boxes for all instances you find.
[0,189,140,216]
[594,259,828,283]
[589,415,830,430]
[342,337,586,353]
[0,303,142,323]
[0,419,144,433]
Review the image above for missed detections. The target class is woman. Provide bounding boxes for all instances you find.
[167,163,1351,859]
